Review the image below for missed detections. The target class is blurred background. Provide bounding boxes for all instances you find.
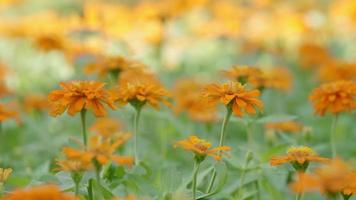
[0,0,355,199]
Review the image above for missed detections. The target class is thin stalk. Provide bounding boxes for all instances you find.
[134,107,142,164]
[87,179,93,200]
[236,152,253,199]
[206,107,232,193]
[93,160,101,185]
[295,193,303,200]
[74,182,79,196]
[330,115,338,157]
[246,121,253,150]
[80,109,87,149]
[192,160,201,200]
[95,166,101,185]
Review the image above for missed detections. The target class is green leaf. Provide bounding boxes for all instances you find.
[196,162,228,199]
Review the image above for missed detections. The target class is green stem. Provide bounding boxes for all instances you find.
[206,107,232,193]
[295,193,303,200]
[80,109,87,149]
[246,121,253,150]
[93,160,102,185]
[87,179,93,200]
[71,172,82,196]
[134,107,142,164]
[75,182,79,196]
[236,151,253,199]
[192,160,201,200]
[330,115,338,157]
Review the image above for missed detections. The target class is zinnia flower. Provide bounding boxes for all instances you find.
[221,65,262,85]
[23,93,49,113]
[110,70,170,109]
[298,43,332,69]
[250,67,293,91]
[290,159,356,197]
[48,80,116,117]
[90,117,122,137]
[33,33,66,52]
[202,82,263,116]
[2,185,77,200]
[173,78,216,123]
[270,146,328,171]
[84,55,146,79]
[317,61,356,82]
[56,147,93,172]
[0,103,20,123]
[62,134,134,168]
[265,121,304,134]
[175,135,231,161]
[309,80,356,116]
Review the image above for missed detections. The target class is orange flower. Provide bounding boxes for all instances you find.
[317,61,356,82]
[48,81,116,117]
[110,70,170,109]
[290,159,356,196]
[250,67,293,91]
[298,43,332,69]
[33,33,66,52]
[84,55,146,78]
[175,135,231,161]
[56,147,93,172]
[2,185,78,200]
[62,134,133,168]
[222,65,262,85]
[23,93,49,113]
[90,117,122,137]
[173,78,216,123]
[0,103,20,123]
[0,63,11,96]
[88,135,133,166]
[202,82,263,116]
[265,121,303,134]
[309,80,356,116]
[270,146,328,171]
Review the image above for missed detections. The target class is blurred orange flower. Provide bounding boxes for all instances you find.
[290,159,356,197]
[0,103,20,123]
[299,43,332,69]
[252,67,293,91]
[309,80,356,116]
[84,55,146,79]
[62,134,133,168]
[175,135,231,161]
[33,33,66,52]
[203,82,263,116]
[317,61,356,82]
[56,147,93,172]
[270,146,328,170]
[265,121,303,134]
[222,65,262,85]
[48,81,116,117]
[90,117,122,137]
[2,185,78,200]
[23,93,49,113]
[173,78,216,123]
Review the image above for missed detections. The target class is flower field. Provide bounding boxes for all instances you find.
[0,0,356,199]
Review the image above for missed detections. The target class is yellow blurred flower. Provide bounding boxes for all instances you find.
[0,168,12,183]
